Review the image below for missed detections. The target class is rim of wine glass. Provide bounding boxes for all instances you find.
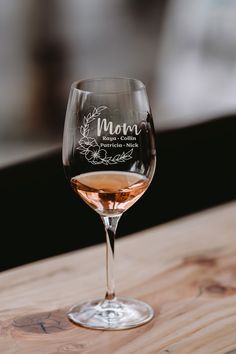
[71,77,146,95]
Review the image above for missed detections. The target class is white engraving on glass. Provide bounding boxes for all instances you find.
[77,106,135,165]
[97,118,141,136]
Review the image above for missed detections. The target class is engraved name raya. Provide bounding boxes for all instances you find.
[77,106,142,165]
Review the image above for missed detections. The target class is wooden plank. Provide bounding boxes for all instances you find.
[0,201,236,353]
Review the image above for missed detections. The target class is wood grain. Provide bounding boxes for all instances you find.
[1,201,236,353]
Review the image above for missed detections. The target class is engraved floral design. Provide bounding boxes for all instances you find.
[79,137,98,150]
[77,106,133,165]
[85,146,107,164]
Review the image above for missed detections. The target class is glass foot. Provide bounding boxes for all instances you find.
[68,297,154,330]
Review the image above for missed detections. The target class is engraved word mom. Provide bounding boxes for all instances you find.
[97,118,141,137]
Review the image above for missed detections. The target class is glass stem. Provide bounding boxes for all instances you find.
[101,215,121,301]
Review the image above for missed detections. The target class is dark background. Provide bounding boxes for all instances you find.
[1,115,235,271]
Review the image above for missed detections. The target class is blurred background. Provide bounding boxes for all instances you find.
[0,0,236,270]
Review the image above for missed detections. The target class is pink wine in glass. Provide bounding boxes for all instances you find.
[71,171,149,216]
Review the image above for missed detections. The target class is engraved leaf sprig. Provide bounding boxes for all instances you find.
[80,106,107,138]
[101,149,133,165]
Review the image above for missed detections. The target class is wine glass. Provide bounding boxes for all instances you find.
[63,77,156,330]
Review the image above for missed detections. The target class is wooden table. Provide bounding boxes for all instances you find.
[1,202,236,354]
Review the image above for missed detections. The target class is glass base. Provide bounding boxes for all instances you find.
[68,297,154,330]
